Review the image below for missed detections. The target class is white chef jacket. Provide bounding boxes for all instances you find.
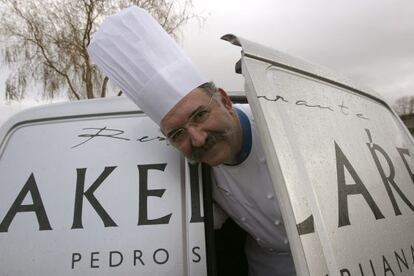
[212,104,296,276]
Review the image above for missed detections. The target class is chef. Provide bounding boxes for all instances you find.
[88,6,296,276]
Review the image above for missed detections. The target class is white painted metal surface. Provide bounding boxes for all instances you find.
[223,34,414,276]
[0,98,206,275]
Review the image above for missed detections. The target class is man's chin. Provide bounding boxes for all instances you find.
[200,144,230,166]
[187,140,230,166]
[187,154,227,167]
[203,159,223,167]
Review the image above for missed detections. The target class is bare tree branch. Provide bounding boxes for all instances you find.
[0,0,197,101]
[394,96,414,115]
[101,76,108,98]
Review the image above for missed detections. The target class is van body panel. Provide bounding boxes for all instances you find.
[224,34,414,276]
[0,102,207,275]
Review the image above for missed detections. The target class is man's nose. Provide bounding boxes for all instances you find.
[187,125,207,147]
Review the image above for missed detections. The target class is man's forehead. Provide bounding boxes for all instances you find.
[178,88,210,106]
[160,88,210,129]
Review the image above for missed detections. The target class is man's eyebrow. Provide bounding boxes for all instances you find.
[166,128,179,138]
[188,105,205,119]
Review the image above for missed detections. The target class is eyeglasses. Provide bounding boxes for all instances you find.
[166,93,215,146]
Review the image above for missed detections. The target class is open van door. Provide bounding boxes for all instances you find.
[223,34,414,276]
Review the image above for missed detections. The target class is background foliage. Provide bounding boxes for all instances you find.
[0,0,195,101]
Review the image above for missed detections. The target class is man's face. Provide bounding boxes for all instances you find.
[160,88,242,166]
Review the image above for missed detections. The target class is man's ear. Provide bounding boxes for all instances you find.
[217,88,233,110]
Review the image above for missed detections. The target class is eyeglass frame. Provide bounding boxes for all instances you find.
[165,92,216,146]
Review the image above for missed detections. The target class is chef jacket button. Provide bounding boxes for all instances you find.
[283,238,289,245]
[274,220,281,226]
[267,193,274,200]
[255,237,261,242]
[225,191,231,196]
[240,217,246,222]
[268,248,275,252]
[259,157,266,163]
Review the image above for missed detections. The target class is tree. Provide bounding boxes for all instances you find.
[0,0,195,101]
[393,95,414,115]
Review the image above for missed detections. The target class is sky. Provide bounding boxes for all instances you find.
[180,0,414,104]
[1,0,413,117]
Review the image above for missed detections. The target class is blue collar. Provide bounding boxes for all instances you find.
[225,108,252,166]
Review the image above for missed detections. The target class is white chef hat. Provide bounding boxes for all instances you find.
[88,6,207,125]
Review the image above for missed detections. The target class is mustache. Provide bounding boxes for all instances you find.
[189,131,227,163]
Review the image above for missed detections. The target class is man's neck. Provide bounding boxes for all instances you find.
[224,108,252,166]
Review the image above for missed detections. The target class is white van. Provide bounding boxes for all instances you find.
[1,35,414,276]
[0,96,213,275]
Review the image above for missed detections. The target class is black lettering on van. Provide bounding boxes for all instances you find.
[295,100,334,111]
[0,173,52,232]
[71,253,82,269]
[137,135,166,142]
[153,248,169,265]
[192,246,201,263]
[397,148,414,184]
[134,250,145,265]
[188,163,204,223]
[382,255,395,275]
[339,268,351,276]
[356,113,369,120]
[395,249,409,272]
[358,260,377,275]
[411,245,414,264]
[91,251,100,268]
[366,129,414,215]
[338,101,349,115]
[257,95,288,103]
[137,164,172,225]
[109,251,123,267]
[296,215,315,235]
[335,141,385,227]
[72,127,130,148]
[71,167,118,229]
